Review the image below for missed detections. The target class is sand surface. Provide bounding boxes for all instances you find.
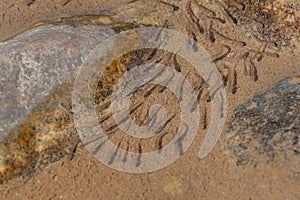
[0,0,299,199]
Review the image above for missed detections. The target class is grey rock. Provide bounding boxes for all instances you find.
[224,75,300,170]
[0,24,114,140]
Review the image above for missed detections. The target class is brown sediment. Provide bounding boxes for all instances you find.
[0,0,299,199]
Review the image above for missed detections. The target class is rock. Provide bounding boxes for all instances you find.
[224,75,300,170]
[0,23,114,186]
[0,24,114,140]
[220,0,300,47]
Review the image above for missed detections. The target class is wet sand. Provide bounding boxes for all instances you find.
[0,0,299,199]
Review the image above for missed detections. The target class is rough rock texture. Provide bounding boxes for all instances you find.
[0,7,173,188]
[0,18,151,187]
[220,0,300,47]
[224,75,300,170]
[0,23,114,186]
[0,24,114,140]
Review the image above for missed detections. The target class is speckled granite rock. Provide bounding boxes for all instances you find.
[224,75,299,170]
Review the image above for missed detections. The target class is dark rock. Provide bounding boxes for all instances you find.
[224,75,300,170]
